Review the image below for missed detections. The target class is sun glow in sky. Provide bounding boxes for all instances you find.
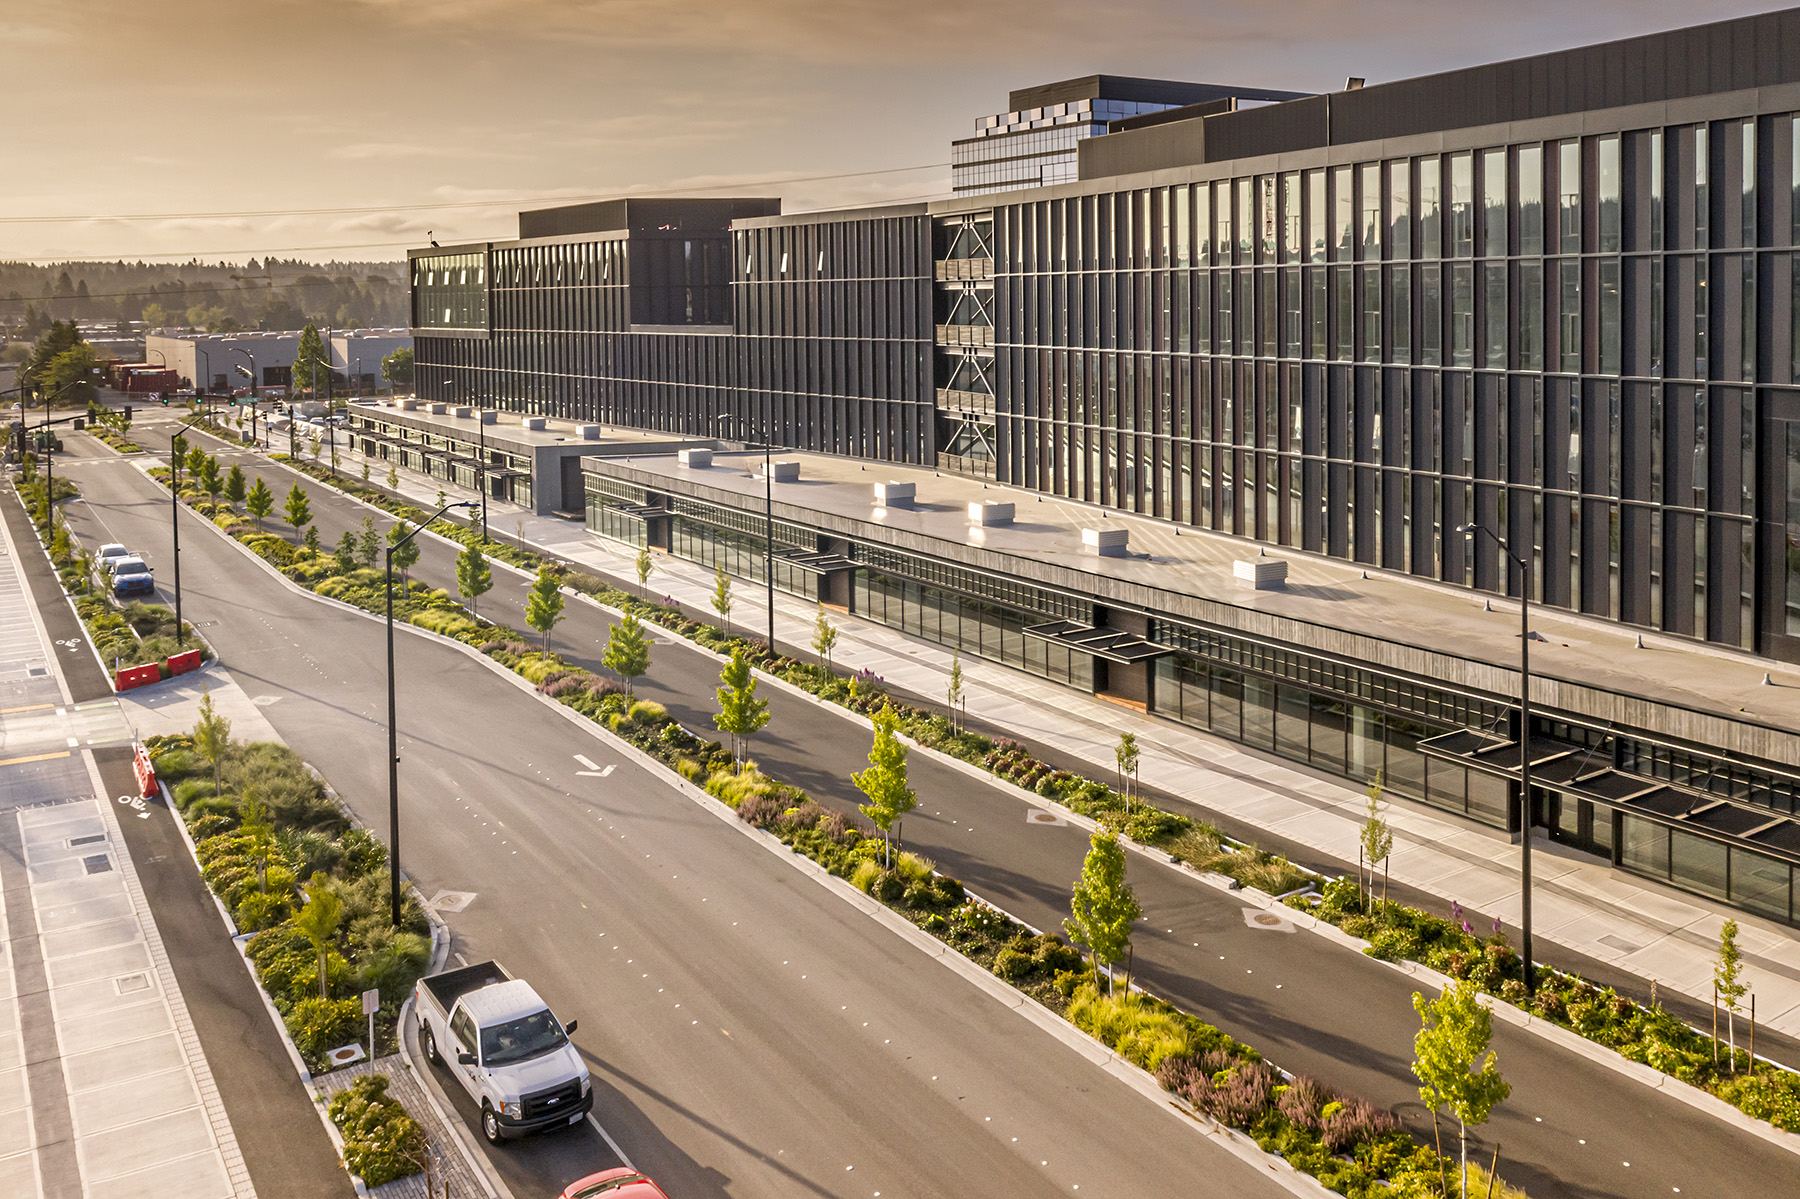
[0,0,1772,263]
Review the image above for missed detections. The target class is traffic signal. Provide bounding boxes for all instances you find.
[123,405,133,422]
[159,392,170,406]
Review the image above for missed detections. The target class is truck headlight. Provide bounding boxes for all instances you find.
[581,1077,591,1096]
[500,1101,523,1119]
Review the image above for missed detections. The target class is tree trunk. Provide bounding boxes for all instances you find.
[1459,1120,1468,1199]
[1728,1009,1737,1073]
[1431,1112,1447,1197]
[1484,1144,1500,1199]
[1124,943,1134,993]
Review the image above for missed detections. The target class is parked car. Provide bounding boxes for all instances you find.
[97,543,131,565]
[113,567,155,598]
[107,555,150,579]
[560,1169,672,1199]
[414,960,590,1144]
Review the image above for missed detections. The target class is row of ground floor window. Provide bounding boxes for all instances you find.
[580,489,1800,927]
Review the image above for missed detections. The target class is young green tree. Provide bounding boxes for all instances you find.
[947,651,965,733]
[334,531,358,574]
[225,463,247,506]
[1716,918,1749,1072]
[245,477,274,530]
[292,324,327,394]
[303,524,322,554]
[524,565,565,653]
[386,520,421,588]
[358,514,381,568]
[1412,981,1510,1198]
[710,562,733,638]
[1361,772,1394,914]
[853,702,917,867]
[360,461,371,485]
[1115,731,1140,813]
[603,612,651,698]
[634,543,655,599]
[200,456,223,504]
[185,443,207,476]
[713,646,769,770]
[386,464,400,491]
[436,487,447,511]
[239,789,274,893]
[169,434,188,481]
[455,540,493,618]
[294,873,344,1001]
[811,607,839,681]
[281,482,312,540]
[193,688,231,792]
[1064,828,1141,994]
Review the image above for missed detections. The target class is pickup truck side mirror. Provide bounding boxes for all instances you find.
[457,1052,477,1066]
[564,1019,578,1036]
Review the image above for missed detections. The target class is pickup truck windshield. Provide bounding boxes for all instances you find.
[480,1009,567,1066]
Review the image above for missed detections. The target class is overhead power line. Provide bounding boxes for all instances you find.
[0,163,951,226]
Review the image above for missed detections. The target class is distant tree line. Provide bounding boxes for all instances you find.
[0,258,408,339]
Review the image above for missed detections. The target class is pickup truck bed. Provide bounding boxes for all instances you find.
[418,960,509,1016]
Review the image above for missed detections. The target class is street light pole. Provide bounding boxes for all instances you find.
[228,347,256,443]
[169,411,214,647]
[1461,522,1536,995]
[387,499,478,926]
[477,408,489,543]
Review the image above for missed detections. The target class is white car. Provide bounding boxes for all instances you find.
[97,543,131,564]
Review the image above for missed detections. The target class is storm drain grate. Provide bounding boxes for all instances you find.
[82,854,113,875]
[114,973,150,995]
[69,834,106,848]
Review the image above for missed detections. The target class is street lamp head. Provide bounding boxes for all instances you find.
[1457,523,1478,535]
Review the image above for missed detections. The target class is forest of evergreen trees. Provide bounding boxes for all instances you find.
[0,258,409,338]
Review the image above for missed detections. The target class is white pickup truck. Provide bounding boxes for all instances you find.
[414,960,592,1144]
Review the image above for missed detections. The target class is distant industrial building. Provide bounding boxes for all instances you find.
[144,328,411,393]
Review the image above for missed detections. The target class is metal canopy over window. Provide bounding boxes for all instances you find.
[1023,619,1171,665]
[1420,729,1800,867]
[771,548,856,575]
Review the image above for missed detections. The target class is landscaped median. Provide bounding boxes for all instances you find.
[147,708,436,1190]
[193,451,1800,1149]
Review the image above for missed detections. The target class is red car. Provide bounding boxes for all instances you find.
[560,1168,671,1199]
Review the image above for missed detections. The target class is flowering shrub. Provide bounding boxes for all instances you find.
[327,1074,427,1186]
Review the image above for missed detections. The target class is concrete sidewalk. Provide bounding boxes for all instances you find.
[282,437,1800,1043]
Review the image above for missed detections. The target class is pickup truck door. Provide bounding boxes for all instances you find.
[449,1009,482,1089]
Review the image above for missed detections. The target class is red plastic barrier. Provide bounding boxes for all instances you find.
[131,743,158,799]
[114,664,161,692]
[166,649,202,676]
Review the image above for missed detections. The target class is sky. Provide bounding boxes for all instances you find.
[0,0,1780,265]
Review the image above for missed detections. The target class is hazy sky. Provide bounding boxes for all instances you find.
[0,0,1778,264]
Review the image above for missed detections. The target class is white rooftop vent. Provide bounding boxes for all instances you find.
[452,405,473,418]
[576,424,601,440]
[874,481,915,507]
[398,398,418,411]
[478,409,497,425]
[522,416,547,431]
[427,402,447,415]
[969,501,1014,526]
[764,461,800,483]
[1234,558,1288,590]
[678,448,713,468]
[1081,527,1129,557]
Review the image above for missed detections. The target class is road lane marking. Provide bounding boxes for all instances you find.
[585,1112,635,1170]
[0,750,71,767]
[0,702,54,715]
[574,753,599,770]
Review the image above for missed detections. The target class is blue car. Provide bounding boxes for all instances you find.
[113,569,155,598]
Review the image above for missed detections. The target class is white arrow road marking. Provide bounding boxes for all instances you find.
[576,765,616,778]
[574,753,599,770]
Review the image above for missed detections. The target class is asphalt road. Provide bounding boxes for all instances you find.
[96,413,1800,1199]
[59,426,1294,1199]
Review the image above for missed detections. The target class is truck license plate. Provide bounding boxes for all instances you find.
[569,1114,582,1125]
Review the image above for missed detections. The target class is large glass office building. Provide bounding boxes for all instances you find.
[414,9,1800,927]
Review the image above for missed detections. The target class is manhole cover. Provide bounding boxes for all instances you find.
[326,1043,367,1066]
[114,973,150,995]
[1597,934,1642,955]
[428,890,476,913]
[1025,810,1068,826]
[1241,908,1295,933]
[82,854,113,875]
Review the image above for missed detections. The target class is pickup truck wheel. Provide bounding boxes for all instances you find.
[422,1024,439,1065]
[481,1104,503,1145]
